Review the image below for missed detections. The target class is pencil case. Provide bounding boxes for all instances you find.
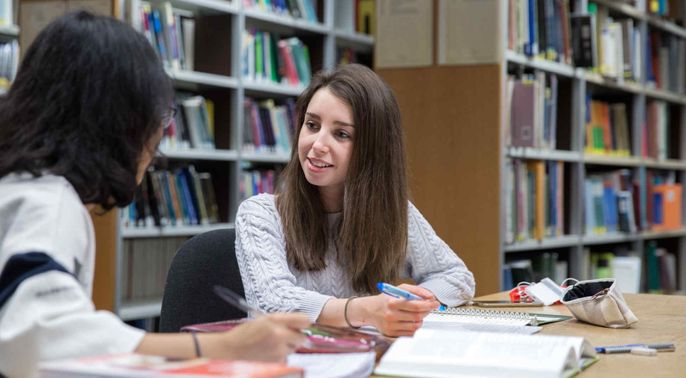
[561,278,638,328]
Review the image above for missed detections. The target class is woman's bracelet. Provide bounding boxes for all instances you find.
[344,296,361,329]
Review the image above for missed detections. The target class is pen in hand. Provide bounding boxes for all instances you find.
[213,285,316,349]
[213,285,264,318]
[213,285,319,353]
[377,282,446,311]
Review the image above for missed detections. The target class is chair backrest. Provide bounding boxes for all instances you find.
[158,228,247,332]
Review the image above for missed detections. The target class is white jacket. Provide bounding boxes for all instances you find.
[0,173,144,377]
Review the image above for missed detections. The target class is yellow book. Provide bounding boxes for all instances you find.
[204,99,215,140]
[356,0,375,36]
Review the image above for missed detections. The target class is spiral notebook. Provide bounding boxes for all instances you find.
[424,307,572,329]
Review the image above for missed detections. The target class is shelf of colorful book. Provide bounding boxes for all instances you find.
[507,52,684,101]
[581,228,686,245]
[506,148,581,162]
[121,222,234,238]
[160,148,239,161]
[167,69,238,89]
[243,7,327,35]
[243,80,305,96]
[164,0,238,14]
[582,232,640,245]
[582,71,645,94]
[647,15,686,39]
[583,154,644,166]
[591,0,686,44]
[240,150,291,163]
[643,158,686,170]
[334,30,374,48]
[504,234,581,252]
[592,0,646,20]
[640,228,686,240]
[120,299,163,321]
[644,86,686,105]
[505,50,576,78]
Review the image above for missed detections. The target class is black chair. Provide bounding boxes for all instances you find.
[159,228,247,332]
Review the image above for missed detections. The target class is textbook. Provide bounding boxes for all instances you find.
[375,329,598,378]
[39,353,303,378]
[181,319,389,354]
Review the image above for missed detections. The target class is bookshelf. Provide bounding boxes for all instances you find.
[87,0,375,321]
[376,0,686,296]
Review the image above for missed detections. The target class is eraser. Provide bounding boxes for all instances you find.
[630,347,657,356]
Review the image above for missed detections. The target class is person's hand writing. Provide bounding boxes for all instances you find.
[203,313,310,362]
[362,284,440,337]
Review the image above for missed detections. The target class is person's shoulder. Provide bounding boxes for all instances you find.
[407,200,420,214]
[0,173,79,208]
[237,193,278,217]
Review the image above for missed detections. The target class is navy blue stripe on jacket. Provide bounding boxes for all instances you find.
[0,252,71,308]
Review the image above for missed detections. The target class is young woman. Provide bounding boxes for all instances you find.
[0,12,308,377]
[235,64,475,337]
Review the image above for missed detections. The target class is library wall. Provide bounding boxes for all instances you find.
[378,65,503,296]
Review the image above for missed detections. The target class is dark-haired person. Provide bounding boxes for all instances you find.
[0,11,308,377]
[235,64,475,337]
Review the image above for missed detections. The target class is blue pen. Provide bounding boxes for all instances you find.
[377,282,446,311]
[595,343,675,353]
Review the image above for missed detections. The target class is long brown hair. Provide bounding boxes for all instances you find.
[276,64,407,293]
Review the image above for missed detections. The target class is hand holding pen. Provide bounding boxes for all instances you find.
[378,282,447,311]
[368,282,442,337]
[210,285,310,362]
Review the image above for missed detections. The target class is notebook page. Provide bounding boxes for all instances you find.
[421,318,541,334]
[428,307,572,326]
[422,311,538,334]
[424,312,531,326]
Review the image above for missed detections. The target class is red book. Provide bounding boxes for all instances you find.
[39,353,303,377]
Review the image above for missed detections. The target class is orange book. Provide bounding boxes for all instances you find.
[39,354,303,377]
[600,102,612,153]
[652,184,683,231]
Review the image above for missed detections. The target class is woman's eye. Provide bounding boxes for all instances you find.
[337,131,351,139]
[305,121,319,130]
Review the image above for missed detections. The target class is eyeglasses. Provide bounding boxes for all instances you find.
[162,105,178,131]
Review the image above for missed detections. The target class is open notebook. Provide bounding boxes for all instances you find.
[375,329,598,378]
[423,307,572,334]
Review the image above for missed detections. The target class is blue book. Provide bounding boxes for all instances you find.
[602,183,618,233]
[151,10,168,66]
[653,192,664,226]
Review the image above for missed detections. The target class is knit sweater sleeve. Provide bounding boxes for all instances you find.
[407,202,475,307]
[234,195,333,322]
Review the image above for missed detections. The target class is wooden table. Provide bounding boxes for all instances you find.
[474,292,686,377]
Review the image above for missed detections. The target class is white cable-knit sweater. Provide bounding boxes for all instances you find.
[235,194,476,322]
